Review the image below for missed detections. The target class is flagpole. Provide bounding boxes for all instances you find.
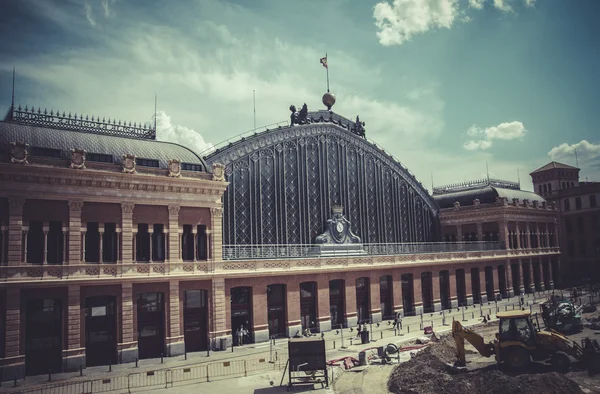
[253,90,256,131]
[326,52,330,92]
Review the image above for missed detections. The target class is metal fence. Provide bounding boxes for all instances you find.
[5,357,281,394]
[222,241,504,260]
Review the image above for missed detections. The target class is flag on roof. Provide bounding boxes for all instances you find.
[320,56,328,69]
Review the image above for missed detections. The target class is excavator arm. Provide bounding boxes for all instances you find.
[452,320,495,366]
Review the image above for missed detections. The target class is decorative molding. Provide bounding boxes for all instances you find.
[68,200,84,212]
[168,159,182,178]
[121,202,135,214]
[453,201,461,211]
[10,142,29,164]
[122,153,137,174]
[211,206,223,217]
[212,163,225,182]
[70,148,87,170]
[473,199,480,208]
[8,197,25,211]
[168,205,181,216]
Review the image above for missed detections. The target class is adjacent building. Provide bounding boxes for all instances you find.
[0,101,560,380]
[531,161,600,283]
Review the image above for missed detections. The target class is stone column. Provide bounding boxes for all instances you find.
[147,227,154,263]
[132,230,137,262]
[456,225,463,242]
[210,207,223,261]
[554,221,560,248]
[62,226,68,264]
[120,203,135,265]
[166,280,184,356]
[163,229,169,262]
[98,224,104,264]
[81,230,86,262]
[506,260,514,297]
[317,278,332,332]
[167,206,180,263]
[465,269,473,305]
[548,258,555,289]
[527,260,535,293]
[286,280,301,337]
[7,198,25,266]
[369,274,382,323]
[516,223,522,249]
[252,284,269,343]
[525,223,531,249]
[178,228,184,260]
[500,221,509,249]
[479,268,488,303]
[538,260,546,291]
[42,223,49,264]
[516,259,525,295]
[64,284,85,371]
[536,224,541,249]
[118,282,137,363]
[22,227,28,264]
[192,227,198,262]
[3,287,25,379]
[211,277,229,349]
[476,222,483,242]
[67,201,84,266]
[432,271,442,311]
[449,270,458,308]
[116,227,121,263]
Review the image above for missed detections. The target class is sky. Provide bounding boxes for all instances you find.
[0,0,599,192]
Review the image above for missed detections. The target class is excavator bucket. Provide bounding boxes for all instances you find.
[581,338,600,376]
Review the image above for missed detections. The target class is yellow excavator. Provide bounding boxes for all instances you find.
[452,310,600,372]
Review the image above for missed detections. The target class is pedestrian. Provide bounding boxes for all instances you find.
[392,314,398,330]
[398,314,403,330]
[356,324,362,338]
[237,325,247,347]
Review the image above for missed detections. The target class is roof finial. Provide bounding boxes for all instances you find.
[154,93,157,131]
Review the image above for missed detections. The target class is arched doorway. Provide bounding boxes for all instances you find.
[85,295,117,367]
[329,280,345,328]
[401,274,414,316]
[230,287,253,344]
[184,290,209,352]
[267,284,286,337]
[356,278,370,323]
[25,298,62,375]
[379,276,393,320]
[136,292,165,359]
[300,282,317,333]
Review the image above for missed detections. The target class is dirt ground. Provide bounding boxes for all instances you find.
[387,322,600,394]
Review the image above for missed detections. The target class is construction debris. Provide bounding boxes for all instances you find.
[388,337,585,394]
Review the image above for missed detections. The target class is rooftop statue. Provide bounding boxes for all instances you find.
[290,103,310,126]
[315,206,361,244]
[353,115,366,138]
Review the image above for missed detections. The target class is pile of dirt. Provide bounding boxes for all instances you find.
[388,343,584,394]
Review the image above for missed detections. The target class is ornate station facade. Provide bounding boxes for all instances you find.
[0,98,560,379]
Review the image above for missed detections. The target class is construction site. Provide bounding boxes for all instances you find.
[333,286,600,394]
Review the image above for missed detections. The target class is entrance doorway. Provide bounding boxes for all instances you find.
[136,292,165,359]
[401,274,414,315]
[25,298,62,375]
[85,296,117,367]
[300,282,317,332]
[184,290,208,352]
[329,280,345,328]
[267,284,286,337]
[356,278,370,323]
[379,276,393,320]
[230,287,253,344]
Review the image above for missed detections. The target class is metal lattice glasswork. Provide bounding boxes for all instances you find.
[206,111,440,245]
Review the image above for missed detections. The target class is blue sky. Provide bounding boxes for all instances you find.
[1,0,599,191]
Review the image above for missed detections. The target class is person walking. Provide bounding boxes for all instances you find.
[237,325,247,347]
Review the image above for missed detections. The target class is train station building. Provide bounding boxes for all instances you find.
[0,97,561,379]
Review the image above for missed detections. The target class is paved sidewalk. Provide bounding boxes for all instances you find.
[0,291,551,393]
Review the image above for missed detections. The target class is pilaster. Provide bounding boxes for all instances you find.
[67,201,84,265]
[7,198,25,266]
[449,270,458,308]
[369,274,382,323]
[2,287,24,379]
[118,282,138,363]
[344,273,358,328]
[286,281,301,337]
[168,206,180,262]
[166,280,184,356]
[120,203,134,265]
[476,222,483,242]
[252,284,269,343]
[63,284,85,371]
[210,207,223,262]
[432,271,442,311]
[210,277,229,348]
[479,267,488,303]
[317,278,331,333]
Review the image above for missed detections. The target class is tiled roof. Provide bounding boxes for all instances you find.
[530,161,579,174]
[433,185,545,209]
[0,121,207,171]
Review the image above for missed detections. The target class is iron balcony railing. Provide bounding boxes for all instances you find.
[222,241,505,260]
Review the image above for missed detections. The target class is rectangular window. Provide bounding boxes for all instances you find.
[137,158,159,168]
[181,162,204,172]
[87,153,114,163]
[575,197,582,210]
[30,146,62,158]
[564,199,570,211]
[591,195,597,208]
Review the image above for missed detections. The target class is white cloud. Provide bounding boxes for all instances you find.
[468,0,485,10]
[84,2,95,26]
[548,140,600,163]
[463,121,527,150]
[155,111,214,156]
[524,0,536,7]
[493,0,513,12]
[373,0,460,46]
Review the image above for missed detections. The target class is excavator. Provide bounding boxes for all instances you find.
[452,310,600,372]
